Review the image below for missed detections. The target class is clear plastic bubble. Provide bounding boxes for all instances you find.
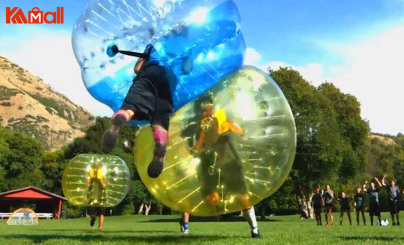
[72,0,246,112]
[134,66,296,216]
[62,154,131,207]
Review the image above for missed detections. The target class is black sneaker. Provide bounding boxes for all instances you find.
[251,230,261,238]
[147,143,166,178]
[90,217,96,227]
[101,114,127,153]
[393,222,396,226]
[397,222,400,226]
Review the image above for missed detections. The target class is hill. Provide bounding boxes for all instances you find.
[369,134,396,146]
[0,56,94,150]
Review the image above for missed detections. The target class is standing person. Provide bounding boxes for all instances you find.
[322,184,334,227]
[85,163,107,206]
[188,97,260,238]
[382,174,400,226]
[85,164,107,231]
[364,178,383,226]
[354,186,366,226]
[311,186,323,226]
[337,192,352,226]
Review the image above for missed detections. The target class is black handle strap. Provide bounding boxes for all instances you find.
[118,50,149,59]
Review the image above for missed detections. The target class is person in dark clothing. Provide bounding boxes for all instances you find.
[87,207,105,230]
[382,174,400,226]
[191,97,260,238]
[85,164,107,231]
[311,186,323,226]
[322,184,334,227]
[354,186,366,226]
[337,192,353,226]
[364,178,383,226]
[102,44,176,178]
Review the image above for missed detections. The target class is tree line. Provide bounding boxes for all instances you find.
[0,67,403,218]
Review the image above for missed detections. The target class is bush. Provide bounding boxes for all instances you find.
[63,203,86,218]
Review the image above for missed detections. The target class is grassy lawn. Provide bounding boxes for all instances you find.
[0,213,404,244]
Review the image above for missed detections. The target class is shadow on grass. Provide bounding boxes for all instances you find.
[3,233,238,243]
[45,229,175,234]
[341,236,404,241]
[143,216,278,223]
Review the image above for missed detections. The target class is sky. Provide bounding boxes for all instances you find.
[0,0,403,135]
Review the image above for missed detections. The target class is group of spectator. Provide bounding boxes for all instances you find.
[311,174,401,226]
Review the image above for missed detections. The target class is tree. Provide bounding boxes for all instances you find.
[270,68,369,218]
[0,127,44,191]
[40,150,66,195]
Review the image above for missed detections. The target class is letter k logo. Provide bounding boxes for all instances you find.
[6,7,28,24]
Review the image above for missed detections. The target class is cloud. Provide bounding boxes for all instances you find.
[324,25,404,135]
[245,48,326,85]
[0,28,112,117]
[260,61,326,86]
[259,26,404,135]
[1,25,403,135]
[244,47,262,65]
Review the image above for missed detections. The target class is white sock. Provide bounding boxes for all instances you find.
[243,206,258,233]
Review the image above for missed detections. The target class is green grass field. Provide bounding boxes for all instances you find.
[1,213,404,245]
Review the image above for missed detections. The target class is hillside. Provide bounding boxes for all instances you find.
[0,56,95,150]
[369,134,396,146]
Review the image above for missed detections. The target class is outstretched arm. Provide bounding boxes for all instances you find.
[374,177,382,188]
[362,180,368,192]
[381,174,387,187]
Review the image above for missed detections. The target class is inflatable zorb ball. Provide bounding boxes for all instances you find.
[134,66,296,216]
[72,0,246,112]
[62,154,131,207]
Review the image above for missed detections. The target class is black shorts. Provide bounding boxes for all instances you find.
[122,65,173,130]
[198,134,247,197]
[355,206,365,212]
[369,202,380,216]
[324,203,333,213]
[389,200,400,214]
[87,207,105,216]
[216,134,247,195]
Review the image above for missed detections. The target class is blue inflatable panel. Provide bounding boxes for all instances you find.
[73,0,246,116]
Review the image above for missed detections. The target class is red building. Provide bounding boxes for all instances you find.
[0,186,66,219]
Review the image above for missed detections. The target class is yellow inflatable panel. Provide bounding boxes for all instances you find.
[134,66,296,216]
[62,154,130,207]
